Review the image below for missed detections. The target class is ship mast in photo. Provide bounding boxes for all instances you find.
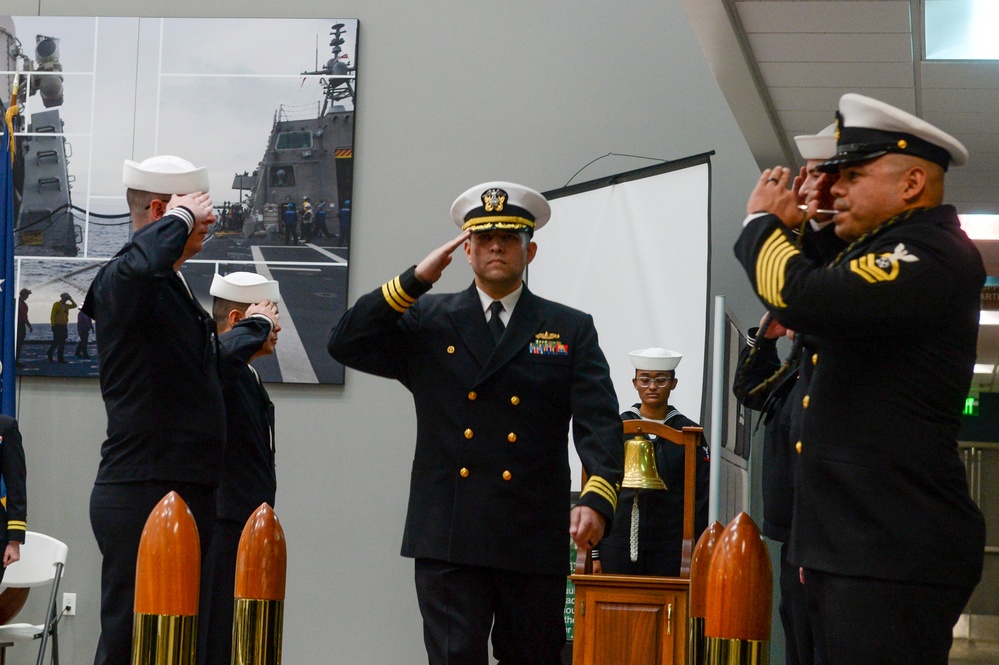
[193,21,357,385]
[240,22,355,240]
[2,18,79,257]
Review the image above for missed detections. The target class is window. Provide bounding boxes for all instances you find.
[925,0,999,59]
[275,131,313,150]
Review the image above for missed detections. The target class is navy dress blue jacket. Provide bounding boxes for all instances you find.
[328,266,623,576]
[735,205,985,587]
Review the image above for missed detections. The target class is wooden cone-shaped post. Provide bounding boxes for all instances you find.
[132,491,201,665]
[704,512,772,665]
[687,521,724,665]
[232,503,287,665]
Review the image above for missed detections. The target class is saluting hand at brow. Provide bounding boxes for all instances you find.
[415,230,471,284]
[747,166,816,229]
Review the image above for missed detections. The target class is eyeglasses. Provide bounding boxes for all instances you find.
[636,376,674,388]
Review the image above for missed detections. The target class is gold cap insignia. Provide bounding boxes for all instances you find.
[482,188,507,213]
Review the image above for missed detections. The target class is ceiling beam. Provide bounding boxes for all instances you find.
[679,0,795,169]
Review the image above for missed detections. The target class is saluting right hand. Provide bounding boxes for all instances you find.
[415,230,471,285]
[747,166,814,229]
[168,192,217,224]
[246,299,280,327]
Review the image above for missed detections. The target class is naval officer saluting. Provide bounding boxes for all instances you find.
[329,181,622,664]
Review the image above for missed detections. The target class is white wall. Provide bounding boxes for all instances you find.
[6,1,764,663]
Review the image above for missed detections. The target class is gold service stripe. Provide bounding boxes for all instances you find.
[381,276,415,313]
[582,476,618,511]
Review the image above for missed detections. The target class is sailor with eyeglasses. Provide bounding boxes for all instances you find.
[594,347,710,576]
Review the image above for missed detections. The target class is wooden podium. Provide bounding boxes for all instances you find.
[570,421,703,665]
[570,573,688,665]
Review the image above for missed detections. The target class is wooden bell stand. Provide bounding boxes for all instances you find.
[570,421,703,665]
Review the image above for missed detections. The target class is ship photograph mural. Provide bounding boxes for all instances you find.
[1,16,358,383]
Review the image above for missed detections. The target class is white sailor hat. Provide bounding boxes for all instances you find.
[819,93,968,172]
[450,181,551,235]
[794,123,837,161]
[629,348,683,372]
[122,155,210,194]
[209,272,281,304]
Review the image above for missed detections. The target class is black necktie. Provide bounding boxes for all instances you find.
[488,300,505,346]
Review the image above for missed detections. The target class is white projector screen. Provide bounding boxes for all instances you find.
[528,155,712,491]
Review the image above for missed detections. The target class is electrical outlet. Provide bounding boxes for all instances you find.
[62,592,76,616]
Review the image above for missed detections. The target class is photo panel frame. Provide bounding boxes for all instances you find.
[3,16,358,383]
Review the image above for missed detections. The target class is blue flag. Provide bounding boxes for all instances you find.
[1,101,17,416]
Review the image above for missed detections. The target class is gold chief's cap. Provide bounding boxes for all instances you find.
[818,93,968,172]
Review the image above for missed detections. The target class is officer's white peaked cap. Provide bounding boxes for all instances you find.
[210,272,281,304]
[122,155,210,194]
[629,348,683,372]
[451,181,551,235]
[819,93,968,172]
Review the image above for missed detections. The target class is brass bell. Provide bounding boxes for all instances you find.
[622,435,667,490]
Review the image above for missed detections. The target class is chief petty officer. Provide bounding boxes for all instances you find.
[734,93,985,665]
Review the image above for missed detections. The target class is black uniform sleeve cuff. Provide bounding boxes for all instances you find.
[166,206,196,234]
[380,266,432,313]
[579,475,619,525]
[747,327,778,352]
[6,522,26,543]
[246,312,275,333]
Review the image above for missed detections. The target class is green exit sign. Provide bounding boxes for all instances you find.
[964,397,979,416]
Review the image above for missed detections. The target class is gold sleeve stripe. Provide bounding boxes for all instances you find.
[381,276,416,313]
[754,231,783,302]
[582,476,619,511]
[754,228,799,308]
[758,234,798,308]
[381,284,407,312]
[765,243,798,306]
[6,520,26,530]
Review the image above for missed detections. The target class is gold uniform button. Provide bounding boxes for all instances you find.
[464,429,473,439]
[510,396,520,406]
[502,470,512,481]
[460,468,469,478]
[467,391,477,401]
[447,345,455,354]
[795,441,803,454]
[802,395,810,409]
[812,353,818,366]
[508,432,517,443]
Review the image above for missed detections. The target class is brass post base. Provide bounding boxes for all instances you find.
[704,636,769,665]
[131,613,197,665]
[232,598,284,665]
[687,616,706,665]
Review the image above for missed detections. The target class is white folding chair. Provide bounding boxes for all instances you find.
[0,532,68,665]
